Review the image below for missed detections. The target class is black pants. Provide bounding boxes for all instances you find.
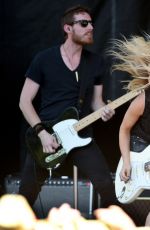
[19,141,118,208]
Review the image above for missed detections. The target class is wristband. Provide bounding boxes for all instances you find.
[33,123,45,135]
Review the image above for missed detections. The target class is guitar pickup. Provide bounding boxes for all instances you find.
[52,132,62,145]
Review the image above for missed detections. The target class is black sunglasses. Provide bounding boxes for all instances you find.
[71,20,93,28]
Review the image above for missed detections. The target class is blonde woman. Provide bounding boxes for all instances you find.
[110,35,150,182]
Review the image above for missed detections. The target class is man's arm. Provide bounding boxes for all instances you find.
[91,85,115,121]
[19,78,41,127]
[19,77,59,153]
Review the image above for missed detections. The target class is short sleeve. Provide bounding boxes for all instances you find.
[25,52,42,84]
[94,55,106,85]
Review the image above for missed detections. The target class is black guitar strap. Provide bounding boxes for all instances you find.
[77,50,89,115]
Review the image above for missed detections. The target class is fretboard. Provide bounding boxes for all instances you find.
[73,84,149,132]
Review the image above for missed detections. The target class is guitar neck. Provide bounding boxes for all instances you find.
[74,87,146,132]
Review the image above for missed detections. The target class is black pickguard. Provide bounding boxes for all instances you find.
[25,107,79,169]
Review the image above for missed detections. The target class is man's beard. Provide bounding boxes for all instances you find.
[72,32,94,45]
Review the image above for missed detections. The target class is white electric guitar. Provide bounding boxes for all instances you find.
[115,145,150,204]
[26,83,149,170]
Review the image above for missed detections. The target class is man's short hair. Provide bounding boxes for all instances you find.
[61,5,92,38]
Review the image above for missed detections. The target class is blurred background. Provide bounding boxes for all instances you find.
[0,0,150,186]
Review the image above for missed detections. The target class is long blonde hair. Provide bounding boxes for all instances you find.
[108,34,150,91]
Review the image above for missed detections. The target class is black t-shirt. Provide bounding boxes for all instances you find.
[25,45,105,121]
[131,87,150,143]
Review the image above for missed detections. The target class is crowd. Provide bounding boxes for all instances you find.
[0,194,149,230]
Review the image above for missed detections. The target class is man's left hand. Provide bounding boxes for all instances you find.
[101,105,115,121]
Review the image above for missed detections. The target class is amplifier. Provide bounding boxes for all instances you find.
[4,174,94,219]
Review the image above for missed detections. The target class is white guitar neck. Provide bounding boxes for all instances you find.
[74,84,149,132]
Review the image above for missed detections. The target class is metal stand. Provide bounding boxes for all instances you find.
[89,183,94,216]
[73,165,94,218]
[73,165,78,209]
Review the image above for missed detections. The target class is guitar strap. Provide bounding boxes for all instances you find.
[77,50,89,115]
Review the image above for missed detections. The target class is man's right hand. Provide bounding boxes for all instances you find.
[38,129,59,153]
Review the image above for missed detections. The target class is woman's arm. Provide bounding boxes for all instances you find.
[119,92,145,181]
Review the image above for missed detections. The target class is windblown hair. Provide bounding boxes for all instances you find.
[109,34,150,91]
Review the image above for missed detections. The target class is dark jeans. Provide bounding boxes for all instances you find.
[19,141,117,208]
[130,135,149,152]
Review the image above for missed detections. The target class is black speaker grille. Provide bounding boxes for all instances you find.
[4,174,94,219]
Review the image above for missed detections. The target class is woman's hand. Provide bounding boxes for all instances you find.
[120,162,132,182]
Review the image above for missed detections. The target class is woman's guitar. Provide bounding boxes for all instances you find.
[26,84,149,170]
[115,145,150,204]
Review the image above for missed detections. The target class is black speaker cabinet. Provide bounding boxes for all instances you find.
[4,174,94,219]
[121,190,150,226]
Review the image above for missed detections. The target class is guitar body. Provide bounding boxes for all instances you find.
[26,107,92,170]
[115,145,150,204]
